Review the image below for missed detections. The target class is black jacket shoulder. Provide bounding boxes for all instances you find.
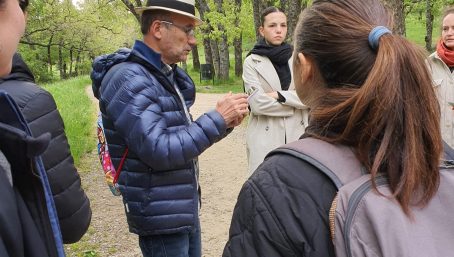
[223,152,337,257]
[0,76,91,243]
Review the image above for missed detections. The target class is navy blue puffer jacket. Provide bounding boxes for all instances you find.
[91,42,228,235]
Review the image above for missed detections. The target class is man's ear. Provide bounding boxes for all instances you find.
[149,21,163,39]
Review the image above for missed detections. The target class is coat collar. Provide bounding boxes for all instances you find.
[249,54,294,91]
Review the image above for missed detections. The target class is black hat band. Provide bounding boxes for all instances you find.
[146,0,195,15]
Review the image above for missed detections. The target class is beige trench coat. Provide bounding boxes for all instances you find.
[244,54,309,174]
[428,52,454,147]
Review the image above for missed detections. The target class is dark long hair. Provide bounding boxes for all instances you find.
[293,0,442,215]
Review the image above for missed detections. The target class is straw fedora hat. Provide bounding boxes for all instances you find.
[135,0,203,25]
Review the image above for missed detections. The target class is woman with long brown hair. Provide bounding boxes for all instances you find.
[223,0,444,256]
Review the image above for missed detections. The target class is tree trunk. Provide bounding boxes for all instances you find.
[75,50,81,76]
[58,42,64,79]
[234,35,243,77]
[214,0,229,80]
[286,0,303,43]
[280,0,288,13]
[384,0,405,35]
[192,45,200,72]
[210,39,221,79]
[425,0,434,52]
[234,0,243,77]
[69,48,73,77]
[203,38,213,65]
[252,0,262,41]
[120,0,141,23]
[218,34,230,80]
[47,45,52,74]
[195,0,214,69]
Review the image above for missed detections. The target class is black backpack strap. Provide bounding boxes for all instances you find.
[267,137,364,189]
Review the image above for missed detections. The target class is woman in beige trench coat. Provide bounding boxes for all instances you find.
[428,6,454,147]
[244,6,309,174]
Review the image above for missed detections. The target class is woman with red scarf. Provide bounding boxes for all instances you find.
[429,6,454,147]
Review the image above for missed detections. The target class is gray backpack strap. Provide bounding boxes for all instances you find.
[269,137,363,189]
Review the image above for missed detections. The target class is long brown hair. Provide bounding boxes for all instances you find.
[293,0,442,215]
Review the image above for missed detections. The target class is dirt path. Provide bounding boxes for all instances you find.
[65,89,247,257]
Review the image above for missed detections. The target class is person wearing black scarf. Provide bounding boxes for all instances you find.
[249,38,293,91]
[243,6,309,174]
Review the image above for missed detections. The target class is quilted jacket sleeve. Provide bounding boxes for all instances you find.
[102,65,227,171]
[22,88,91,244]
[223,153,337,257]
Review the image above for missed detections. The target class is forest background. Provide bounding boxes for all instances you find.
[19,0,454,84]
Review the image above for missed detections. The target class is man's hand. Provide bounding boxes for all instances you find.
[216,92,249,128]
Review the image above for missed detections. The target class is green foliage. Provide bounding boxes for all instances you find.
[21,0,138,83]
[42,76,94,166]
[406,14,440,48]
[240,0,256,44]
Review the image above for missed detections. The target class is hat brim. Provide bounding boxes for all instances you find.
[135,6,203,26]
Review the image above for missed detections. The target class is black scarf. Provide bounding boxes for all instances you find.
[249,39,292,90]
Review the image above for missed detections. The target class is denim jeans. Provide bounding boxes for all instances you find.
[138,220,201,257]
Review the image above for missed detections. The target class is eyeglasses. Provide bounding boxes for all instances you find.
[160,21,195,37]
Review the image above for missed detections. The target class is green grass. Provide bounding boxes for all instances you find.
[42,76,95,166]
[186,66,244,93]
[406,15,440,50]
[65,227,100,257]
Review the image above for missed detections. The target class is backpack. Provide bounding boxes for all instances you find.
[96,112,128,196]
[271,137,454,257]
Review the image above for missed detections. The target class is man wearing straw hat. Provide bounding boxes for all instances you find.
[91,0,249,256]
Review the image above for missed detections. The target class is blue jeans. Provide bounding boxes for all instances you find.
[138,221,201,257]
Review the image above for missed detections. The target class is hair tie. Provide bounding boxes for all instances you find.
[368,26,391,50]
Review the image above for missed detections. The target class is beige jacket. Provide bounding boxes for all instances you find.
[428,52,454,147]
[244,54,309,174]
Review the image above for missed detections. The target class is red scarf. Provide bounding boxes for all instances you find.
[437,39,454,67]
